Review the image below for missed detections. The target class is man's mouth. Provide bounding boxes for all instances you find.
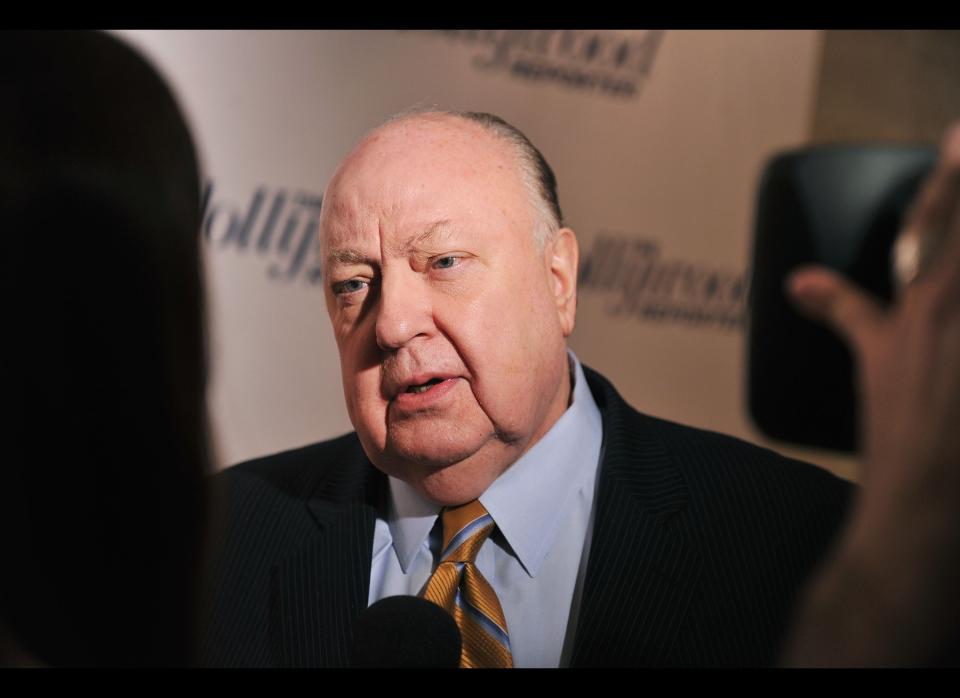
[391,375,460,407]
[406,377,445,394]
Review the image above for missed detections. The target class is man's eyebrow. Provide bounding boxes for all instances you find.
[326,248,375,266]
[326,221,459,266]
[402,220,456,252]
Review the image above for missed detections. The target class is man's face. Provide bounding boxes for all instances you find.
[320,116,578,505]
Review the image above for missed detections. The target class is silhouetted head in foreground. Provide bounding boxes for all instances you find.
[1,31,209,666]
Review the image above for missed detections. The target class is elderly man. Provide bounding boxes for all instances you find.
[201,110,855,667]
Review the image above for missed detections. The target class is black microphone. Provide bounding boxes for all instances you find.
[350,595,461,668]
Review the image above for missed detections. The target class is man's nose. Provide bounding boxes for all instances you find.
[374,271,433,351]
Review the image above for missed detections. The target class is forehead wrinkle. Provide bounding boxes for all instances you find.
[381,219,457,258]
[321,215,377,269]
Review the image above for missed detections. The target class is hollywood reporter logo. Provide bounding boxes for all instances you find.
[413,30,666,99]
[201,181,324,285]
[579,233,748,330]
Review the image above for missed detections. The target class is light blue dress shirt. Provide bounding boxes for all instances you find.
[367,352,604,667]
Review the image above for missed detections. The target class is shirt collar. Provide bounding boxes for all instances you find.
[387,352,603,577]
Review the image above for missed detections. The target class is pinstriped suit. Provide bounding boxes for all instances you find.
[200,366,853,667]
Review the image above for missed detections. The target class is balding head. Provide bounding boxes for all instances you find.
[335,110,564,251]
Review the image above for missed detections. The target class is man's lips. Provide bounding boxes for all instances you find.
[391,375,461,409]
[393,373,460,397]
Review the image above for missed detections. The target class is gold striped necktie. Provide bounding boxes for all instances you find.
[421,499,514,668]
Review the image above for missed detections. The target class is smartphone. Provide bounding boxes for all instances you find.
[747,144,936,452]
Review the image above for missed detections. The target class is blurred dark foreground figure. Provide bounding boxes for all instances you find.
[1,31,210,666]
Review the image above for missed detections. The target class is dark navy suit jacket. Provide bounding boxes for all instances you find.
[200,367,853,667]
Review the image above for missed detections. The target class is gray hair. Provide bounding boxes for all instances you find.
[379,106,565,250]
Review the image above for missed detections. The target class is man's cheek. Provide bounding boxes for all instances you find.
[355,399,388,449]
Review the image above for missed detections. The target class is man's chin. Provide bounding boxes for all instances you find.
[377,438,511,506]
[383,440,481,472]
[382,416,493,469]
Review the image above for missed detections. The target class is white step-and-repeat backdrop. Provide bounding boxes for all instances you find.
[113,30,855,480]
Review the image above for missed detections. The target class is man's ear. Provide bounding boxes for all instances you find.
[547,228,579,337]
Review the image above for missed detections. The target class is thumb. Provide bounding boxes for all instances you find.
[786,265,887,356]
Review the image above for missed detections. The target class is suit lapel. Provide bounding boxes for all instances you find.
[272,442,385,668]
[571,369,703,666]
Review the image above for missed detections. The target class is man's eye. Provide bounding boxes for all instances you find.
[333,279,367,295]
[433,256,458,270]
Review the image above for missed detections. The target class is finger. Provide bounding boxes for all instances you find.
[787,265,886,356]
[898,123,960,289]
[935,191,960,305]
[908,123,960,233]
[934,125,960,288]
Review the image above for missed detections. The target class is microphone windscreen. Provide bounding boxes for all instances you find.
[350,595,461,668]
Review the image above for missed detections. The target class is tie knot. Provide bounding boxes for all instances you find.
[439,499,494,563]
